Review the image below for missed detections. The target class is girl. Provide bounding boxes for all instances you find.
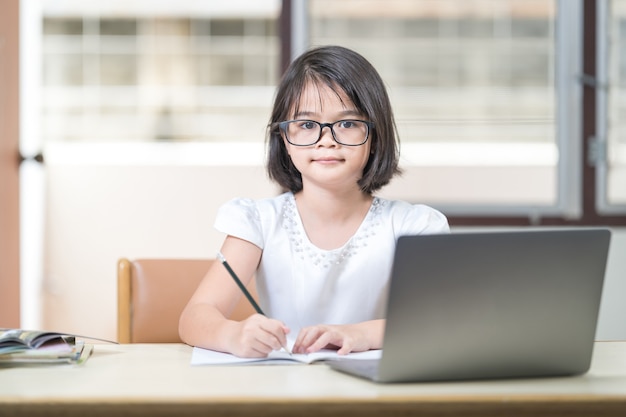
[179,45,449,358]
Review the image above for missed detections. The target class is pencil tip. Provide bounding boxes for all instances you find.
[216,252,225,263]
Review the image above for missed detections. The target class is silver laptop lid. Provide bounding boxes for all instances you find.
[377,228,611,383]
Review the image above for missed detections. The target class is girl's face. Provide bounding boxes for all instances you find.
[284,82,372,193]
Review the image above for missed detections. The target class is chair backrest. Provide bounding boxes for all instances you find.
[117,258,256,343]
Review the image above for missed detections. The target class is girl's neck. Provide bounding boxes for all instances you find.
[295,186,371,218]
[293,187,373,250]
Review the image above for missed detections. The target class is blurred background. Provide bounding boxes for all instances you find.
[1,0,625,341]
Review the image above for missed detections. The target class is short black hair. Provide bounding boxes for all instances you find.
[266,45,401,194]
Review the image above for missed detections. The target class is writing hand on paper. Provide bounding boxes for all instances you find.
[292,321,382,355]
[231,314,290,358]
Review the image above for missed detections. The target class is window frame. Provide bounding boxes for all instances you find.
[595,0,626,215]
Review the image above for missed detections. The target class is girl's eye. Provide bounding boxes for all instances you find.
[301,121,316,130]
[338,120,354,129]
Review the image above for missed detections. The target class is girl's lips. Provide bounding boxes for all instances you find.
[313,156,343,163]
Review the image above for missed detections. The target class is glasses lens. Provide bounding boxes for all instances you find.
[284,120,320,146]
[332,120,369,145]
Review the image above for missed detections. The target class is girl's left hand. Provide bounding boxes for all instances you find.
[292,322,381,355]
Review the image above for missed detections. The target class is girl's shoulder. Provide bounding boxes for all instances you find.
[374,197,450,234]
[374,196,442,216]
[215,193,295,249]
[220,192,293,218]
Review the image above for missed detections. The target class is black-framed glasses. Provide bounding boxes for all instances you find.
[278,119,373,146]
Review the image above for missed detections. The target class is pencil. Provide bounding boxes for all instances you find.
[216,251,263,315]
[216,251,292,355]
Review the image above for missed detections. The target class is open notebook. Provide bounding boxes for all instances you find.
[191,341,381,365]
[328,228,611,383]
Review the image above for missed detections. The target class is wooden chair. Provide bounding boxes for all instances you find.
[117,258,256,343]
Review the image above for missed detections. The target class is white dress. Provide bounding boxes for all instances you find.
[214,192,449,334]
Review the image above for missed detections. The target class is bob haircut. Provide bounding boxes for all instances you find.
[266,45,401,194]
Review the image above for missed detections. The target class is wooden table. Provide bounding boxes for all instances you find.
[2,341,626,417]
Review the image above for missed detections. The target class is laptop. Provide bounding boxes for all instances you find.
[328,228,611,383]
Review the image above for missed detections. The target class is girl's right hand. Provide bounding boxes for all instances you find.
[230,314,290,358]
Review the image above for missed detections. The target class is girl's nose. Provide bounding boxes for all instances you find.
[317,125,336,146]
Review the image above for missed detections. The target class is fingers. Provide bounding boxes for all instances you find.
[292,327,321,354]
[292,324,376,355]
[293,326,354,355]
[234,315,290,358]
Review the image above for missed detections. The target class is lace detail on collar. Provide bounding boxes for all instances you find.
[281,194,385,268]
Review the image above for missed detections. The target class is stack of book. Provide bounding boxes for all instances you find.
[0,329,94,365]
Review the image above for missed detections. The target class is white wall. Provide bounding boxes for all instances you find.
[41,164,279,339]
[39,163,626,341]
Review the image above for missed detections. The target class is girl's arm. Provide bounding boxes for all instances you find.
[178,235,289,357]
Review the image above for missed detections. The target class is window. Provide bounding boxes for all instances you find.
[307,0,580,217]
[40,2,280,143]
[26,0,625,222]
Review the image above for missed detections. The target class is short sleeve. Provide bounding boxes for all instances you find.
[214,198,265,249]
[390,200,450,237]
